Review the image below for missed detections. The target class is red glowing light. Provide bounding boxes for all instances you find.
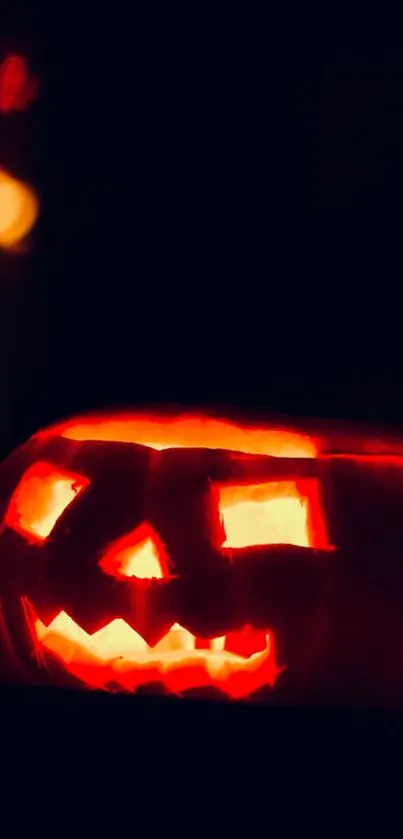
[0,54,38,113]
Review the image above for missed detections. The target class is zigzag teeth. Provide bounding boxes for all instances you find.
[37,612,200,660]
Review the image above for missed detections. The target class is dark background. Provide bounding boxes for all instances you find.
[2,9,403,813]
[2,12,403,459]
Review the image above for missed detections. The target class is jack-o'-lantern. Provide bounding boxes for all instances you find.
[2,408,403,707]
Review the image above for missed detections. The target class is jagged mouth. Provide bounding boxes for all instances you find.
[30,605,281,699]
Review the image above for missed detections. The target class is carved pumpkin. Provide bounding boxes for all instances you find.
[1,408,403,706]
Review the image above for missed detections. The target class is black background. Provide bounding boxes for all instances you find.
[1,7,403,816]
[2,13,403,456]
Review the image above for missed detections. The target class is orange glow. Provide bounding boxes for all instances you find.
[22,413,322,697]
[5,462,89,541]
[51,414,317,458]
[33,608,280,698]
[116,537,163,579]
[0,54,37,113]
[220,481,310,548]
[0,168,39,251]
[99,524,168,580]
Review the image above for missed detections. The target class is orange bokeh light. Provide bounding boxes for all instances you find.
[0,168,39,251]
[6,462,89,541]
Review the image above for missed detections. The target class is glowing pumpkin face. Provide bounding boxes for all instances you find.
[2,409,403,706]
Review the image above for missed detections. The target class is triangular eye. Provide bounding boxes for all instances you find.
[5,461,89,541]
[99,523,169,580]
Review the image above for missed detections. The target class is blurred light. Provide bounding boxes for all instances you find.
[0,168,39,251]
[0,54,38,113]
